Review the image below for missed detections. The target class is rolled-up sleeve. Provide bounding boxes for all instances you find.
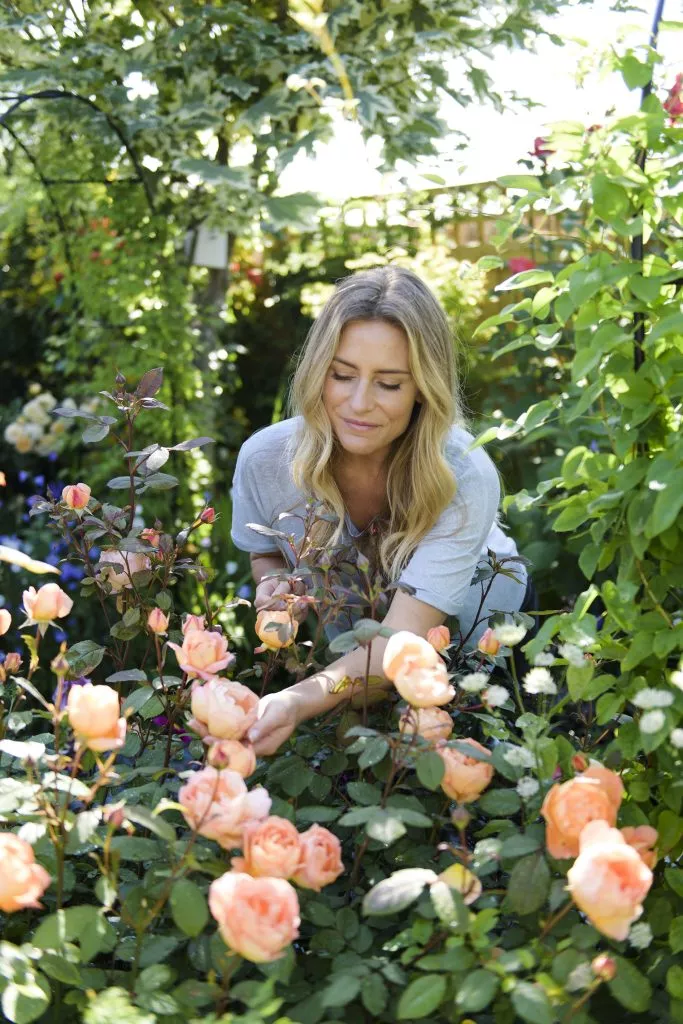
[397,450,501,615]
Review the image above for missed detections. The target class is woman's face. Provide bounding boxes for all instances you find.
[322,319,421,463]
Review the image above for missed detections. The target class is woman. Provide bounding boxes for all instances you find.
[231,266,530,755]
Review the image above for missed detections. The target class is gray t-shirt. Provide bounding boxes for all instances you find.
[230,417,527,646]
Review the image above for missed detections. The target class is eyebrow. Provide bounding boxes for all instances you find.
[332,356,411,375]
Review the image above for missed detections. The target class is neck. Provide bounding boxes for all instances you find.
[335,448,389,480]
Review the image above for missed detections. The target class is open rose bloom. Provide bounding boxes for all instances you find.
[255,609,298,651]
[621,825,658,870]
[399,706,453,742]
[393,661,454,708]
[383,630,440,680]
[178,766,271,849]
[209,871,300,962]
[61,482,91,510]
[292,824,344,891]
[168,628,234,680]
[438,738,494,804]
[233,816,302,879]
[99,549,151,593]
[567,820,653,940]
[188,678,258,742]
[0,833,51,912]
[66,683,126,752]
[22,583,73,633]
[0,608,11,635]
[541,763,624,859]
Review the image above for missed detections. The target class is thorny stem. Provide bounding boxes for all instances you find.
[540,900,573,940]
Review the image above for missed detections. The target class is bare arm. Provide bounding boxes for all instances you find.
[249,589,447,754]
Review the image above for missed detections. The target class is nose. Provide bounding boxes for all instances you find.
[348,379,373,415]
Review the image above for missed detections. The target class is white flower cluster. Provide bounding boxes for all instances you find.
[482,684,510,709]
[4,390,98,456]
[493,622,527,647]
[557,642,586,667]
[639,709,666,734]
[523,667,558,696]
[516,776,540,799]
[669,728,683,749]
[533,651,555,667]
[631,687,674,709]
[504,746,536,769]
[458,671,490,693]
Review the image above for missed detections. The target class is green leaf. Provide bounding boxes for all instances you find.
[123,805,176,842]
[497,174,544,192]
[105,669,147,684]
[366,810,406,844]
[361,973,387,1015]
[503,855,551,915]
[2,975,51,1024]
[670,916,683,955]
[109,837,162,861]
[346,780,382,804]
[496,269,554,292]
[667,965,683,1000]
[500,834,542,859]
[122,686,160,716]
[511,981,554,1024]
[362,868,437,916]
[170,879,209,938]
[608,956,652,1012]
[82,423,110,444]
[665,868,683,899]
[478,789,521,816]
[321,975,361,1008]
[65,640,106,677]
[416,751,445,790]
[358,737,388,769]
[455,970,499,1012]
[397,974,446,1019]
[173,157,250,189]
[262,193,320,231]
[620,54,652,89]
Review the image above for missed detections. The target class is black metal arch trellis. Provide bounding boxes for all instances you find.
[0,87,155,278]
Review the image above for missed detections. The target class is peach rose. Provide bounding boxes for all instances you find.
[541,763,624,859]
[207,740,257,778]
[439,862,482,905]
[182,613,206,635]
[255,610,298,651]
[292,824,344,891]
[621,825,658,870]
[188,678,258,742]
[567,820,653,940]
[0,651,22,681]
[399,706,453,742]
[477,627,501,656]
[0,608,11,635]
[382,630,440,681]
[22,583,73,628]
[61,482,91,510]
[178,766,271,849]
[0,833,51,912]
[209,871,300,962]
[168,628,234,680]
[99,549,151,592]
[233,816,302,879]
[140,527,161,548]
[393,661,455,708]
[147,607,169,635]
[438,738,494,804]
[67,683,126,752]
[427,625,450,652]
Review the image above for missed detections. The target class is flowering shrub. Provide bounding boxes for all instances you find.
[0,358,680,1024]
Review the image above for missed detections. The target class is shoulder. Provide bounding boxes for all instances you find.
[237,417,301,466]
[443,423,501,501]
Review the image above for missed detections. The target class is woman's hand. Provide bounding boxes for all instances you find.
[248,689,302,756]
[254,575,310,622]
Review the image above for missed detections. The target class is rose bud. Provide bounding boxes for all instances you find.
[591,954,617,982]
[427,625,450,652]
[140,527,161,548]
[571,753,589,773]
[199,506,216,524]
[477,628,500,656]
[61,483,91,510]
[207,739,257,778]
[255,610,298,651]
[182,613,206,635]
[147,608,169,635]
[22,583,73,631]
[439,738,494,804]
[67,683,126,753]
[0,608,11,635]
[450,805,472,831]
[1,651,23,678]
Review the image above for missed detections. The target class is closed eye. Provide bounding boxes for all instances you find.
[330,371,401,391]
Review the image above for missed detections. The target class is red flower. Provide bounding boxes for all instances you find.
[507,257,536,274]
[530,136,554,159]
[664,73,683,122]
[200,506,216,524]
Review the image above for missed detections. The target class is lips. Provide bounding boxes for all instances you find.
[343,418,378,430]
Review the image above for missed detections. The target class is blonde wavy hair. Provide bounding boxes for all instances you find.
[288,265,467,582]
